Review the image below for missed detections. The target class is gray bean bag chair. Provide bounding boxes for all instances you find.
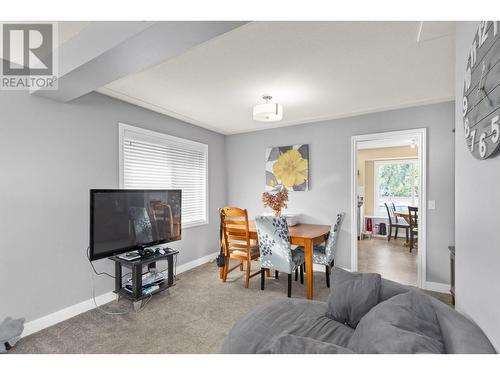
[222,268,496,354]
[0,317,24,353]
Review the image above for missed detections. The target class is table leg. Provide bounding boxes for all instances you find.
[304,239,313,300]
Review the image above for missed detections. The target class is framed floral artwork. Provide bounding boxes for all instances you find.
[265,144,309,191]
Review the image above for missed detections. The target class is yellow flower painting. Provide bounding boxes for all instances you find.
[266,144,309,191]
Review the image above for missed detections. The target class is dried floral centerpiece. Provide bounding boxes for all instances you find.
[262,185,289,217]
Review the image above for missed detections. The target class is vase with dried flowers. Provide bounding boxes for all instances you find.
[262,185,289,217]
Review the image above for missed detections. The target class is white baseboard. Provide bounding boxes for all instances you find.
[176,252,219,274]
[313,264,351,272]
[312,265,449,294]
[424,281,451,294]
[22,251,219,338]
[22,291,116,338]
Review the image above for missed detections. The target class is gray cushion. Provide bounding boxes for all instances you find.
[222,299,354,353]
[429,298,496,353]
[348,291,445,354]
[379,277,412,301]
[257,334,355,354]
[327,267,381,328]
[222,273,497,354]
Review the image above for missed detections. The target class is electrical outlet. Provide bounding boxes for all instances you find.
[428,200,436,210]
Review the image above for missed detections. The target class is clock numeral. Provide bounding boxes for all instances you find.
[464,67,472,91]
[479,21,489,47]
[465,25,499,160]
[470,129,476,152]
[492,115,500,144]
[479,132,487,158]
[470,40,477,67]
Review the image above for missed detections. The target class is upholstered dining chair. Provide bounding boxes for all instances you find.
[384,203,409,243]
[407,206,418,253]
[255,216,305,297]
[128,206,154,244]
[220,207,260,288]
[312,212,345,288]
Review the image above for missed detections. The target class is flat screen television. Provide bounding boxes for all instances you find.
[89,189,181,261]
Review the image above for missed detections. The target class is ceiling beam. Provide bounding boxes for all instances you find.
[33,21,247,102]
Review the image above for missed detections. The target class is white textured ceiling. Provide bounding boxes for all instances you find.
[98,21,455,135]
[57,22,90,46]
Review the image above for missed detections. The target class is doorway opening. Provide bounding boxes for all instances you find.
[351,129,426,288]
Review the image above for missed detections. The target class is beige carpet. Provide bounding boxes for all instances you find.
[11,259,451,354]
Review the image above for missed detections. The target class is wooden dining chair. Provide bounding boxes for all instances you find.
[150,201,174,241]
[219,207,260,288]
[385,203,409,243]
[407,206,418,253]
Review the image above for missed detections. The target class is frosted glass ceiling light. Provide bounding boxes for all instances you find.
[253,94,283,122]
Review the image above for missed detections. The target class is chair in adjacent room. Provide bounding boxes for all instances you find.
[384,203,409,243]
[312,212,345,288]
[407,206,418,253]
[255,216,305,297]
[220,207,260,288]
[391,202,397,214]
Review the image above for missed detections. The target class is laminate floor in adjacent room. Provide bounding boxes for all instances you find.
[358,237,417,286]
[12,256,451,354]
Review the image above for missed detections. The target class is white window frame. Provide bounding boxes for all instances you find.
[118,122,209,229]
[373,158,418,215]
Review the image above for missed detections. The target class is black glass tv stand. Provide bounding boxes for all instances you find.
[109,249,179,310]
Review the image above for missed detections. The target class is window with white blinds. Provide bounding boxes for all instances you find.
[119,123,208,228]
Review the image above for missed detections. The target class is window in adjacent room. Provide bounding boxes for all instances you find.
[374,159,418,216]
[119,123,208,228]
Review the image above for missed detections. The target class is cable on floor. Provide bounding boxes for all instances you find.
[86,246,154,315]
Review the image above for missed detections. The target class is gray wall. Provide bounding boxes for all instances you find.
[0,91,226,322]
[226,102,455,284]
[0,85,457,327]
[455,22,500,350]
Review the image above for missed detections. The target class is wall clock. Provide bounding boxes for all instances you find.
[462,21,500,159]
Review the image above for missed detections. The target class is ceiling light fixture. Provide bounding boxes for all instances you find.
[253,94,283,122]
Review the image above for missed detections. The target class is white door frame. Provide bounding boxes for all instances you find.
[350,128,427,289]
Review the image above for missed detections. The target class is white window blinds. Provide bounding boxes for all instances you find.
[120,124,208,228]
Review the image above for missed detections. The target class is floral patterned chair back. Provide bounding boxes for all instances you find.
[255,216,294,274]
[128,206,154,244]
[324,212,345,263]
